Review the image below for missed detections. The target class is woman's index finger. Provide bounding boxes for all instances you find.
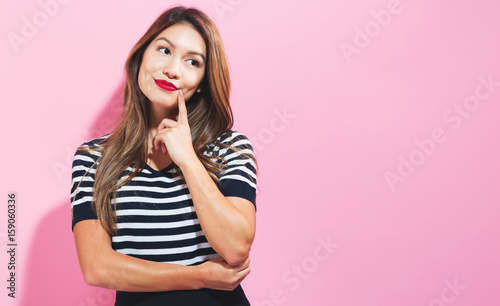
[177,90,188,123]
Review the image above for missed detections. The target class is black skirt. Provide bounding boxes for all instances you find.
[115,285,250,306]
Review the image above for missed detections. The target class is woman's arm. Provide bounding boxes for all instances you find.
[73,219,250,292]
[153,90,256,267]
[179,159,256,267]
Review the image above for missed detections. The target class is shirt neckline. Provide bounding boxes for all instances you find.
[143,161,175,174]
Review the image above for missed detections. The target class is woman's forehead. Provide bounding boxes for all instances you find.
[153,23,206,55]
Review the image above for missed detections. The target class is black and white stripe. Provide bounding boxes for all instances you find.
[71,130,257,266]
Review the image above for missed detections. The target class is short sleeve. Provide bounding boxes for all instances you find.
[70,143,101,231]
[216,131,258,208]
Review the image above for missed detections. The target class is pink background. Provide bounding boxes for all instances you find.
[2,0,500,305]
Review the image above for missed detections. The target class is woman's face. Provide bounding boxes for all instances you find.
[138,23,206,111]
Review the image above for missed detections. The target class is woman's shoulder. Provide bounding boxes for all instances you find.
[74,133,111,161]
[208,130,255,160]
[80,133,111,148]
[215,129,252,146]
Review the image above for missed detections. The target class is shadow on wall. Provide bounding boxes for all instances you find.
[20,82,125,306]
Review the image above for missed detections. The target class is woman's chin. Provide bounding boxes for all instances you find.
[150,99,178,109]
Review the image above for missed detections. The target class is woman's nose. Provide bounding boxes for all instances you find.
[163,60,180,80]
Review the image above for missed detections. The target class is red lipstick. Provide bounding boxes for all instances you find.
[154,79,178,91]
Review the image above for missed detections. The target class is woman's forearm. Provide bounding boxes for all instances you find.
[178,158,255,266]
[75,220,209,292]
[80,241,202,292]
[74,220,250,292]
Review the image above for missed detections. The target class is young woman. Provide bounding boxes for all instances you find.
[71,6,257,305]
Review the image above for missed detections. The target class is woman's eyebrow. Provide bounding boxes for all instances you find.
[155,37,206,62]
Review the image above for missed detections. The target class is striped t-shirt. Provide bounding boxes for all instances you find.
[70,130,257,266]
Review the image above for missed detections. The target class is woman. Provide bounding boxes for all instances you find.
[71,6,257,306]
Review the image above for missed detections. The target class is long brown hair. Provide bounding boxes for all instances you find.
[77,6,244,235]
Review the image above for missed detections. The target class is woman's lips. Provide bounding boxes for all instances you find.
[154,79,178,91]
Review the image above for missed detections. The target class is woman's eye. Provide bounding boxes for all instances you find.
[187,59,200,67]
[158,47,170,55]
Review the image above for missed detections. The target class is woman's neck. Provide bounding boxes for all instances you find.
[148,103,178,129]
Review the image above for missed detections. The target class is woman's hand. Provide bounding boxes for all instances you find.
[153,90,197,167]
[198,256,251,291]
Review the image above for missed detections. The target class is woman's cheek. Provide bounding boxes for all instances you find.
[153,61,163,71]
